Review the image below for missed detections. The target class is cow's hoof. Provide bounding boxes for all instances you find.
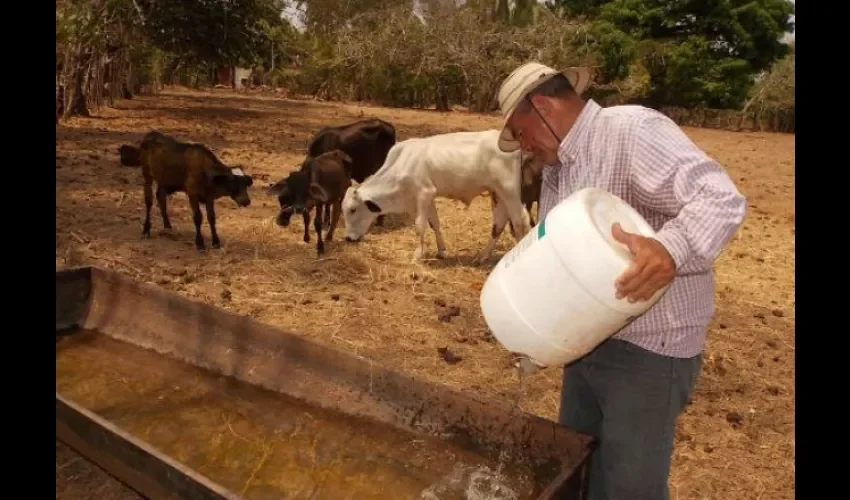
[436,249,448,259]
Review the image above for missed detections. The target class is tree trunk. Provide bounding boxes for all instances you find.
[59,45,75,121]
[168,60,184,86]
[494,0,509,23]
[123,50,134,99]
[56,73,62,124]
[512,0,534,26]
[90,51,103,113]
[435,85,450,111]
[738,88,763,131]
[64,46,92,119]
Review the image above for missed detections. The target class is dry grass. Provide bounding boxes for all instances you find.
[55,87,795,500]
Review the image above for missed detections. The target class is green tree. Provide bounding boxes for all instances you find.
[552,0,795,108]
[295,0,408,39]
[739,42,793,129]
[142,0,288,70]
[57,0,145,117]
[57,0,292,118]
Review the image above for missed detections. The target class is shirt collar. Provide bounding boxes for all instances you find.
[557,99,601,164]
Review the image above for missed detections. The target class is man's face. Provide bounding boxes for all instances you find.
[507,99,562,166]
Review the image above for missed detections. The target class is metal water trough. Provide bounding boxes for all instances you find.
[56,265,595,499]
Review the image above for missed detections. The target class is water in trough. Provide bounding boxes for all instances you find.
[56,328,541,500]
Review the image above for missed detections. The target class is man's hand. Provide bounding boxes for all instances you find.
[611,223,676,302]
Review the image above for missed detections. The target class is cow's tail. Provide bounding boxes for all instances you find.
[118,144,142,167]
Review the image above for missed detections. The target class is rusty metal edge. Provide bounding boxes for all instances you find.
[535,440,596,500]
[56,265,93,332]
[56,392,241,500]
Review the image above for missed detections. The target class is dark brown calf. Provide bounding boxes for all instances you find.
[118,131,253,251]
[271,150,353,256]
[274,118,396,228]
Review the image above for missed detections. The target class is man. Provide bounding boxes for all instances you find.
[496,62,747,500]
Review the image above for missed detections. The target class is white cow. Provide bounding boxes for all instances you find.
[341,129,531,263]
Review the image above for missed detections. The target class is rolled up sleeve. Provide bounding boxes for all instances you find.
[629,115,748,275]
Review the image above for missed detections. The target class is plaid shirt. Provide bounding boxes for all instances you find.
[538,99,747,358]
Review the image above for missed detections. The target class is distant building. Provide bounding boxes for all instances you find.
[215,67,254,88]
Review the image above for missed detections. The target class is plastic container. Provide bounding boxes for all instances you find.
[479,187,670,369]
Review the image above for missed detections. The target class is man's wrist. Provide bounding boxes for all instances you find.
[654,225,689,270]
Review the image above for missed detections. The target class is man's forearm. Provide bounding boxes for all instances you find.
[654,172,748,275]
[630,115,748,275]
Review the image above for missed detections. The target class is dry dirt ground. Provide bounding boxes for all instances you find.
[55,87,795,500]
[56,440,143,500]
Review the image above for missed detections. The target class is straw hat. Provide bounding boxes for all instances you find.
[496,62,592,152]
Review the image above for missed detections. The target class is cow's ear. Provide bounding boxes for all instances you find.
[365,200,382,213]
[340,152,354,169]
[267,177,287,195]
[206,163,230,184]
[276,185,291,206]
[210,172,231,187]
[309,183,330,203]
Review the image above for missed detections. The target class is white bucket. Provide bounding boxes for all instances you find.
[479,187,670,368]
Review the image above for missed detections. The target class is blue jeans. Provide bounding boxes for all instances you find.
[559,338,703,500]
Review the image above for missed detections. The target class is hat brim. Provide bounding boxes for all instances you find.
[497,67,592,153]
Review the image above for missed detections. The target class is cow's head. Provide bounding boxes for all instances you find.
[342,186,382,242]
[274,170,311,227]
[208,164,253,207]
[521,154,544,188]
